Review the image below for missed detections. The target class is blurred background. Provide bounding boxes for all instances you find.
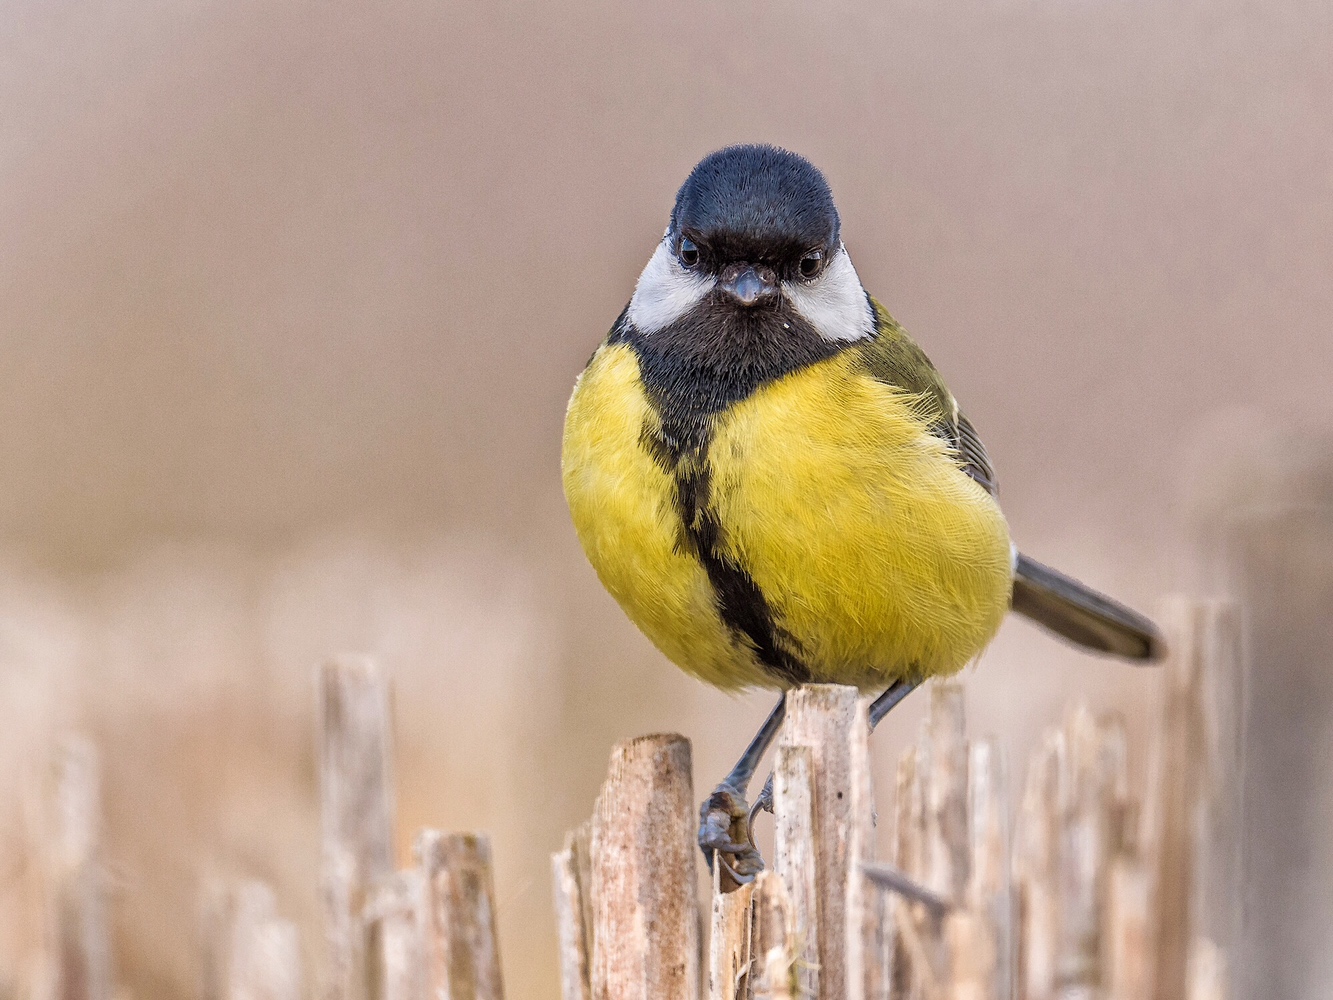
[1,0,1331,997]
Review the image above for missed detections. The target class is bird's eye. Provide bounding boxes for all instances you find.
[799,249,825,279]
[679,237,699,268]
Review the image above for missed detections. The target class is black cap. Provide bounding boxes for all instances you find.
[669,145,840,264]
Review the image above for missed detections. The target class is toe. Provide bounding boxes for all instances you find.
[697,782,769,887]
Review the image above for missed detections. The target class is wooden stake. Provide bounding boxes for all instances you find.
[418,831,505,1000]
[708,865,754,1000]
[751,872,796,1000]
[571,824,595,990]
[1014,728,1062,1000]
[201,880,237,1000]
[844,695,889,1000]
[923,683,970,903]
[44,736,112,1000]
[778,684,862,1000]
[320,656,397,1000]
[895,682,970,1000]
[589,734,699,1000]
[1186,937,1228,1000]
[943,911,995,1000]
[364,871,427,1000]
[201,880,269,1000]
[1150,600,1239,1000]
[1104,858,1152,1000]
[1056,705,1105,993]
[1175,601,1244,957]
[551,834,592,1000]
[1096,715,1134,859]
[773,744,819,1000]
[891,745,926,1000]
[228,902,303,1000]
[202,880,303,1000]
[967,740,1011,1000]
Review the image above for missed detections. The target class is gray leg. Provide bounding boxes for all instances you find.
[698,694,786,884]
[868,678,918,729]
[749,679,918,819]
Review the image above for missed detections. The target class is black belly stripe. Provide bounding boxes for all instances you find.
[685,474,811,686]
[640,413,811,686]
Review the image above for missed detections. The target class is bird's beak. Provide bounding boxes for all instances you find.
[719,264,778,306]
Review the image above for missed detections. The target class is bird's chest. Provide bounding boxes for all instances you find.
[564,342,916,558]
[562,342,1012,687]
[562,339,956,591]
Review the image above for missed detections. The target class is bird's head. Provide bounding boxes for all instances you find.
[627,145,875,345]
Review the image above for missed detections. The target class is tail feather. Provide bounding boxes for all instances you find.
[1011,553,1166,662]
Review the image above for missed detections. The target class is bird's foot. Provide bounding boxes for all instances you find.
[698,782,765,887]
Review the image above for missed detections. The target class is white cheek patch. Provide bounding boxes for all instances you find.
[782,246,875,343]
[626,240,716,333]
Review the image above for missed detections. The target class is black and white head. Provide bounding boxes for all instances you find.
[627,145,875,346]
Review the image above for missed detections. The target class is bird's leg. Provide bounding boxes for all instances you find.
[698,693,786,885]
[748,679,919,819]
[868,677,919,729]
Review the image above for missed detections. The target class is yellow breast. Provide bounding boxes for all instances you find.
[561,342,1013,691]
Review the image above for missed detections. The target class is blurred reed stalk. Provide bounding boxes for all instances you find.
[32,739,113,1000]
[201,657,506,1000]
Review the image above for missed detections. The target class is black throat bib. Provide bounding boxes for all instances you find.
[612,290,847,456]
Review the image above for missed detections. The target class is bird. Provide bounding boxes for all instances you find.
[561,144,1164,882]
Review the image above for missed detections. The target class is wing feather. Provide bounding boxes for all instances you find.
[854,295,998,495]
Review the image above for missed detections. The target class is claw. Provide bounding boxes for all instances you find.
[750,774,775,826]
[717,852,756,886]
[698,782,765,888]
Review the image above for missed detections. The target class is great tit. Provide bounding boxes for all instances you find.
[562,144,1163,881]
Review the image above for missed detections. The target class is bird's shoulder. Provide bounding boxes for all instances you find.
[850,295,998,495]
[851,297,955,417]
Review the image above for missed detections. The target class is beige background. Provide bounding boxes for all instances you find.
[1,0,1330,997]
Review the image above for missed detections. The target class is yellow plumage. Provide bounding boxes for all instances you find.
[561,331,1013,692]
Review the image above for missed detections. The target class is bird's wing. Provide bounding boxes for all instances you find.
[854,296,998,495]
[855,302,1164,662]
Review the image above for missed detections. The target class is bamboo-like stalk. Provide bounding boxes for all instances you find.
[1186,937,1228,1000]
[943,911,995,1000]
[923,684,970,903]
[364,870,428,1000]
[1014,727,1062,1000]
[778,685,862,999]
[320,656,397,1000]
[227,907,303,1000]
[845,695,890,1000]
[967,739,1011,1000]
[418,831,505,1000]
[773,744,819,1000]
[1148,598,1244,1000]
[589,734,699,1000]
[201,880,303,1000]
[1056,705,1106,994]
[43,736,112,1000]
[1103,858,1152,1000]
[1149,601,1215,1000]
[751,872,796,1000]
[551,835,592,1000]
[891,744,926,1000]
[570,824,595,990]
[708,866,754,1000]
[201,880,271,1000]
